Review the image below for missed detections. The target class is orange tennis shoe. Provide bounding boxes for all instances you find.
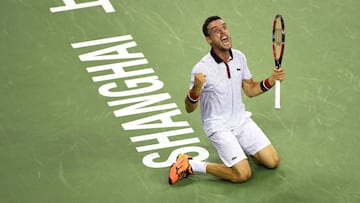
[168,154,193,185]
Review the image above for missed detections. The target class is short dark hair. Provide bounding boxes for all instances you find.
[202,16,222,36]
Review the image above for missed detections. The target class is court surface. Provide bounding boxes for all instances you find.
[1,0,360,202]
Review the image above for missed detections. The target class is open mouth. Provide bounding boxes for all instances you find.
[221,36,230,44]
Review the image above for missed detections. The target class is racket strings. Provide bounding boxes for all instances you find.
[275,28,282,45]
[273,17,285,60]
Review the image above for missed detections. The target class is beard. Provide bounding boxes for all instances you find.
[212,40,231,51]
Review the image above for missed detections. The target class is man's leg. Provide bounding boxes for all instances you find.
[236,118,280,169]
[205,130,251,183]
[206,144,279,183]
[252,144,280,169]
[206,159,251,183]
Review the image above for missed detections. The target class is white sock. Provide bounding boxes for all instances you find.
[189,159,208,174]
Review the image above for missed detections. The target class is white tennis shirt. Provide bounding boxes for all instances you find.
[189,48,253,136]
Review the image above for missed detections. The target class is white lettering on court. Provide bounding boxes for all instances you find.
[50,0,115,13]
[71,35,209,168]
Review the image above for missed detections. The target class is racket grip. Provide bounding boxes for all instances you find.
[274,80,281,109]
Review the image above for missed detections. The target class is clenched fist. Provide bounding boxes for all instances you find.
[193,73,206,94]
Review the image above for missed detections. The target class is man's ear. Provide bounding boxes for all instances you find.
[205,36,212,45]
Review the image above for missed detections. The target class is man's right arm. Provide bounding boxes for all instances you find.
[184,87,201,113]
[184,73,206,113]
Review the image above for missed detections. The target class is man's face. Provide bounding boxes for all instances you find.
[206,19,231,51]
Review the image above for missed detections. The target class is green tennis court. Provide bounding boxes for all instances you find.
[1,0,360,202]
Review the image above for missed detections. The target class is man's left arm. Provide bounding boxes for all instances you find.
[242,67,285,98]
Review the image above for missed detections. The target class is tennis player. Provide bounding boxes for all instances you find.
[169,16,285,184]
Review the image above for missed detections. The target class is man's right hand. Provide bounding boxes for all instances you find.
[192,73,206,95]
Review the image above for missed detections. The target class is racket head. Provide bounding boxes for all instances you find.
[272,14,285,68]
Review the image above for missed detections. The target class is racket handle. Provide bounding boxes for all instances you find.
[274,80,281,109]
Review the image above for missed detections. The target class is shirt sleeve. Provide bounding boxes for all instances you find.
[240,53,253,80]
[188,67,196,89]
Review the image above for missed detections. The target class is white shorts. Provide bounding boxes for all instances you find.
[208,117,271,167]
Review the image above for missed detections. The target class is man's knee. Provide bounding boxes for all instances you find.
[254,144,280,169]
[266,155,280,169]
[230,160,252,183]
[230,169,251,183]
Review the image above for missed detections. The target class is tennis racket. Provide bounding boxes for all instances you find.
[272,14,285,109]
